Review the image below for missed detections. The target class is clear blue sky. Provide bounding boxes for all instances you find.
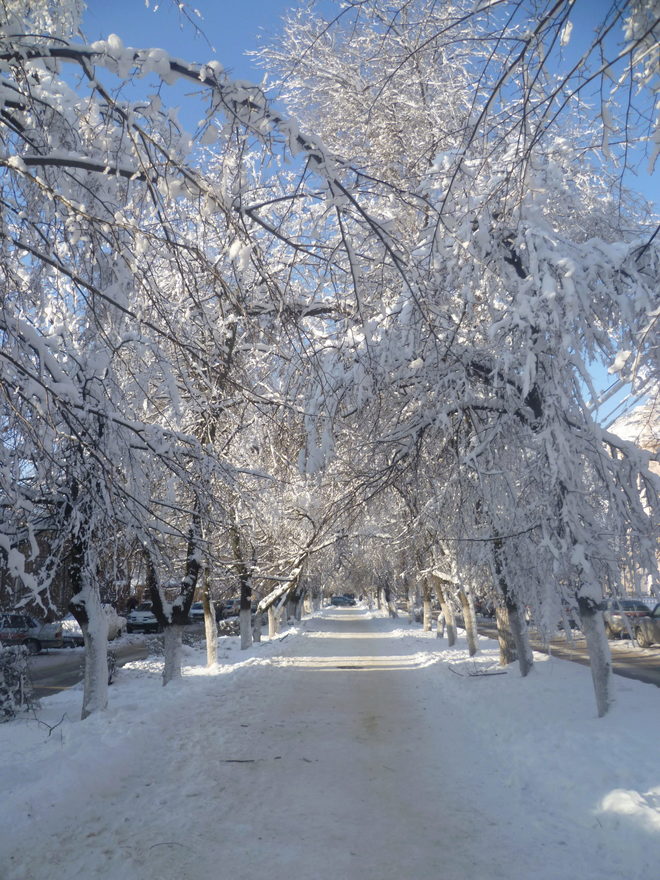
[83,0,300,80]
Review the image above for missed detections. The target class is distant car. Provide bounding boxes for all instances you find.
[603,599,651,639]
[634,604,660,648]
[189,601,205,622]
[126,602,161,633]
[0,612,63,654]
[330,595,356,606]
[221,599,240,618]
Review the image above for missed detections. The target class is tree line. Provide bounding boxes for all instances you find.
[0,0,658,717]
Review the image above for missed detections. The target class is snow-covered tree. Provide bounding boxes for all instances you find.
[260,0,660,715]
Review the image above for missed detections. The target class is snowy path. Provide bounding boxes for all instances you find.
[212,607,485,879]
[1,607,658,880]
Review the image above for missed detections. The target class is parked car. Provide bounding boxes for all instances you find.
[189,601,205,622]
[330,595,356,606]
[126,602,161,633]
[60,614,84,647]
[0,612,63,654]
[221,598,241,618]
[60,605,127,646]
[603,598,651,639]
[634,604,660,648]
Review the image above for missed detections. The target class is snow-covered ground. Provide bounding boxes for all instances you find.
[1,607,658,880]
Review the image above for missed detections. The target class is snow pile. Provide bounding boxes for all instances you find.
[0,609,657,880]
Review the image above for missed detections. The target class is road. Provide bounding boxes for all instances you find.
[29,622,660,696]
[478,622,660,687]
[28,640,149,698]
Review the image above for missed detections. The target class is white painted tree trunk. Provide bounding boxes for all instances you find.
[432,577,456,646]
[252,612,262,643]
[459,590,478,656]
[423,596,433,631]
[508,604,533,678]
[580,607,613,717]
[162,625,184,685]
[240,607,253,650]
[444,602,456,645]
[422,579,433,632]
[268,605,279,637]
[80,594,110,720]
[204,604,218,667]
[436,611,445,638]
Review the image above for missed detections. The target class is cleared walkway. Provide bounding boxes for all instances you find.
[205,608,497,880]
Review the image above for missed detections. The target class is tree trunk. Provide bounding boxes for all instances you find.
[268,605,279,637]
[493,539,533,677]
[202,573,217,667]
[240,607,252,650]
[80,618,110,719]
[579,600,613,717]
[431,575,456,646]
[285,593,299,622]
[495,605,517,666]
[422,579,433,632]
[147,513,202,685]
[407,583,415,624]
[231,520,253,650]
[162,625,184,685]
[384,584,398,618]
[507,600,533,677]
[252,612,262,643]
[458,589,478,656]
[69,533,109,720]
[560,606,576,645]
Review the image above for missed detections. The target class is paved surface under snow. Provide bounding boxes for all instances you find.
[1,607,658,879]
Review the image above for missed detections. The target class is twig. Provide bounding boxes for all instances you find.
[32,710,67,736]
[448,663,507,677]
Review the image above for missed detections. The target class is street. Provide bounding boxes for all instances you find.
[478,622,660,688]
[28,640,150,698]
[26,621,660,700]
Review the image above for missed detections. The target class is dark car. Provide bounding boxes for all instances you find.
[603,599,652,639]
[0,612,63,654]
[634,604,660,648]
[330,595,356,606]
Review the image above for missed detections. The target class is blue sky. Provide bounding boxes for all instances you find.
[83,0,299,80]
